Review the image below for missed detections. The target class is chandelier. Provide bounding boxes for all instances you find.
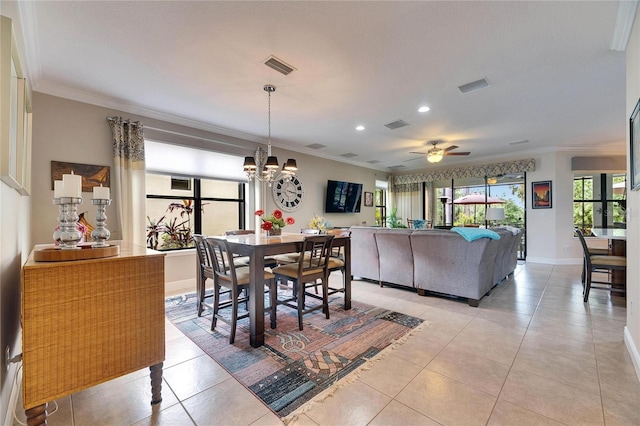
[243,84,297,185]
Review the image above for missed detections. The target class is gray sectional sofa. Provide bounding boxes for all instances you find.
[349,226,522,306]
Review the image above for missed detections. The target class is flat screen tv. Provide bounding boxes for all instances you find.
[325,180,363,213]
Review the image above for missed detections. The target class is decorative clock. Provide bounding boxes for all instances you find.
[273,176,304,211]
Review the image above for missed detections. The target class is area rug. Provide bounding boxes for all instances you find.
[165,291,423,420]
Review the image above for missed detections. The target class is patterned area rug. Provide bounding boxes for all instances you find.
[165,291,423,419]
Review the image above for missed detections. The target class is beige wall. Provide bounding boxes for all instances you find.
[625,5,640,381]
[31,93,385,245]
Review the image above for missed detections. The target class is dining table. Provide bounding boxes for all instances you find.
[591,227,627,290]
[223,232,352,347]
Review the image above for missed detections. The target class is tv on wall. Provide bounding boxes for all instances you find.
[325,180,363,213]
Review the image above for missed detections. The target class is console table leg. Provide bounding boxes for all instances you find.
[150,362,163,405]
[25,403,47,426]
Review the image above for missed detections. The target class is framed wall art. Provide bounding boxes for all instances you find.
[630,98,640,190]
[51,161,111,192]
[364,191,374,207]
[532,180,552,209]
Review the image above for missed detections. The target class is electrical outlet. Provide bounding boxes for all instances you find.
[5,346,10,371]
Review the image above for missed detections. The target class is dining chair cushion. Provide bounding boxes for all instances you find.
[327,257,344,269]
[272,263,324,279]
[590,255,626,267]
[217,266,275,286]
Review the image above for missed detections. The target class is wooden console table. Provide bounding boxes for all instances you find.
[21,243,166,426]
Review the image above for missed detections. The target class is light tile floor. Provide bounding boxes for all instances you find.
[12,263,640,425]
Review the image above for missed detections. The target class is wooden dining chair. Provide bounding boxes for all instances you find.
[574,227,611,287]
[271,235,335,330]
[575,229,626,302]
[204,237,276,343]
[225,229,278,268]
[193,234,218,316]
[325,229,351,296]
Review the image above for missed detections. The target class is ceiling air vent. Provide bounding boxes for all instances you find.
[387,165,406,170]
[384,119,409,130]
[458,78,490,94]
[367,160,381,164]
[264,56,296,75]
[341,153,358,158]
[306,143,327,150]
[509,139,530,146]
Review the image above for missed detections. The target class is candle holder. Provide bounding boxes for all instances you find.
[52,198,63,246]
[91,199,111,248]
[58,197,83,250]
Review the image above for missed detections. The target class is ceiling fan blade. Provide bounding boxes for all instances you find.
[443,145,459,152]
[404,156,426,162]
[444,152,470,156]
[408,151,428,155]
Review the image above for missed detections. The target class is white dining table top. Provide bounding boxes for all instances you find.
[591,228,627,240]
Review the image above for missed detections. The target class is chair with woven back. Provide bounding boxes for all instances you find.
[271,234,335,330]
[204,237,276,343]
[575,228,626,302]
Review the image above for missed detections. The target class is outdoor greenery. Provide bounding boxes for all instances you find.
[386,207,407,228]
[573,175,626,235]
[146,200,195,250]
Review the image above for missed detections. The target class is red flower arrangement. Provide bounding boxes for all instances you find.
[255,209,295,232]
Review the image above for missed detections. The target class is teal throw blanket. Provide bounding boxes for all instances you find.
[451,227,501,242]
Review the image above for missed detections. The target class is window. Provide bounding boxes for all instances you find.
[375,188,386,227]
[573,173,626,235]
[146,173,246,250]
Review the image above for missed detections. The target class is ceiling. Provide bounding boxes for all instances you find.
[11,1,630,172]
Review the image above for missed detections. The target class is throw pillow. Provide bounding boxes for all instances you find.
[412,219,427,229]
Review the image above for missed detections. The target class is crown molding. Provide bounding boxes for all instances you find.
[610,0,639,51]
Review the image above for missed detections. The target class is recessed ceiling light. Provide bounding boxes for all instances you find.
[418,106,430,113]
[356,125,365,131]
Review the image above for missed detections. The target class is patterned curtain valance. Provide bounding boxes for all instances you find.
[393,158,536,190]
[107,117,145,162]
[393,182,422,193]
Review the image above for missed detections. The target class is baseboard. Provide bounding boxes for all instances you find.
[624,326,640,383]
[165,278,196,297]
[525,257,581,265]
[3,363,21,426]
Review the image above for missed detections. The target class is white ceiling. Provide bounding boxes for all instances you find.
[11,1,630,171]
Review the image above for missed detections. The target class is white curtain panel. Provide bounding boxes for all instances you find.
[108,117,146,246]
[393,182,423,227]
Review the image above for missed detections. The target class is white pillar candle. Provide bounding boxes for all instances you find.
[62,172,82,198]
[54,180,64,198]
[93,184,110,200]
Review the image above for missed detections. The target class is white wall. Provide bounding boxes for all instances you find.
[0,5,32,424]
[625,4,640,381]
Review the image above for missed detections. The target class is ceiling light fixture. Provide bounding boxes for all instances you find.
[356,125,365,131]
[243,84,297,185]
[418,106,430,113]
[427,145,444,163]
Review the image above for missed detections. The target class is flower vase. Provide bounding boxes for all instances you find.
[268,228,282,237]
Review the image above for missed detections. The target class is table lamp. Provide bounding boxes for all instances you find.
[486,207,505,227]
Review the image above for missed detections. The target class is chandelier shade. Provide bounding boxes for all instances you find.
[243,84,298,184]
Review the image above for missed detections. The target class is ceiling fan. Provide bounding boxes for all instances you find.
[408,140,470,163]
